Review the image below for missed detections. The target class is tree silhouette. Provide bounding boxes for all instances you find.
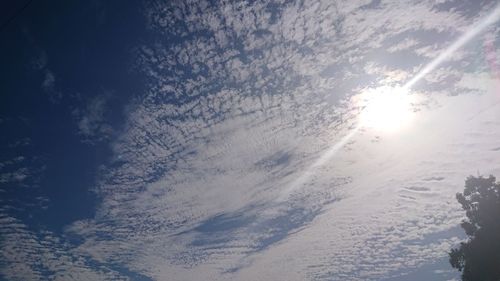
[449,175,500,281]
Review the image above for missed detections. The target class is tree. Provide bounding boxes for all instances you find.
[449,175,500,281]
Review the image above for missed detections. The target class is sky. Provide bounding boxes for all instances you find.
[1,0,500,280]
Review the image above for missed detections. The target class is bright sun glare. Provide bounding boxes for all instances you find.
[359,86,415,133]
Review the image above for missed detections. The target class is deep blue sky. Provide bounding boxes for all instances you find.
[0,0,147,229]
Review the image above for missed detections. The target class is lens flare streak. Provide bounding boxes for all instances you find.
[279,4,500,199]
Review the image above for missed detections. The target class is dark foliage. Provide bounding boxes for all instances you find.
[449,175,500,281]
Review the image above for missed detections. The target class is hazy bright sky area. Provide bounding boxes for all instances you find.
[1,0,500,280]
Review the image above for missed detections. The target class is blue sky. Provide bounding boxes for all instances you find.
[1,0,500,280]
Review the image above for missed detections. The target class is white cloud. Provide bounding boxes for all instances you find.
[387,38,420,53]
[41,70,62,103]
[72,94,114,144]
[0,215,129,281]
[4,0,500,280]
[66,0,499,280]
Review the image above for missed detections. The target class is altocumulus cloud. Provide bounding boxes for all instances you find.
[2,0,500,280]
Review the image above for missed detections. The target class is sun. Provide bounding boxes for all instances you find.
[358,85,415,133]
